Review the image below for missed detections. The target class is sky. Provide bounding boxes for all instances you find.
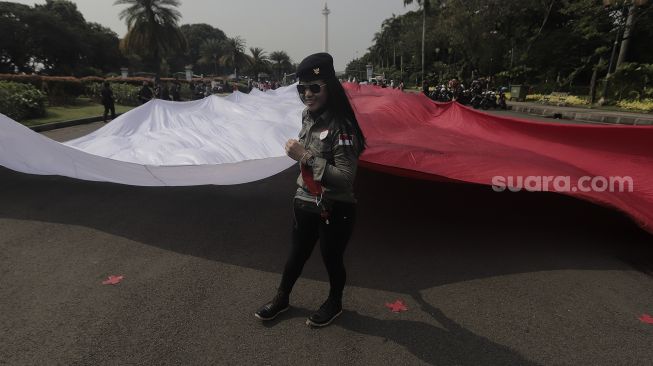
[12,0,418,71]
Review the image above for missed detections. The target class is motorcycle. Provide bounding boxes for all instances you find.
[479,91,498,110]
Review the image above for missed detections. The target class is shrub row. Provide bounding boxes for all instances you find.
[0,74,220,104]
[616,99,653,112]
[85,82,142,106]
[0,81,47,120]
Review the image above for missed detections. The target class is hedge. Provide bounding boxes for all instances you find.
[0,81,46,120]
[85,82,142,106]
[616,99,653,112]
[0,74,246,105]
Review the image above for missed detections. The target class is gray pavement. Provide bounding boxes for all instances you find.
[482,109,592,125]
[507,101,653,126]
[1,123,652,365]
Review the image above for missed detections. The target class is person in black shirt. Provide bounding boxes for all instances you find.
[161,82,170,100]
[171,81,181,101]
[138,81,153,104]
[100,82,116,123]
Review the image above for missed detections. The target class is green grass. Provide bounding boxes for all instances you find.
[22,98,135,127]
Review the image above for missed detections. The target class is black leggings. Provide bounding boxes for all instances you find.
[278,199,356,301]
[103,102,115,121]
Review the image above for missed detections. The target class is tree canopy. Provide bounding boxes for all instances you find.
[0,0,124,75]
[0,1,294,80]
[349,0,653,94]
[115,0,187,74]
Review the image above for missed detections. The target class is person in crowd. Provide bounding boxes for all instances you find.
[161,82,170,100]
[101,81,116,123]
[138,81,153,104]
[153,78,162,99]
[171,80,181,101]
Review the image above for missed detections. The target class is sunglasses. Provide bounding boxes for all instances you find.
[296,83,327,94]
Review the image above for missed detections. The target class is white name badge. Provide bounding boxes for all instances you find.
[319,130,329,140]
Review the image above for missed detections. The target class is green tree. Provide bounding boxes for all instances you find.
[29,3,87,75]
[403,0,439,83]
[269,50,291,81]
[114,0,186,75]
[175,23,227,74]
[198,38,223,75]
[219,36,248,80]
[82,23,126,75]
[246,47,270,79]
[0,2,33,73]
[1,0,124,75]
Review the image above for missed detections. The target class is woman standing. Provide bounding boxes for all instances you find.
[255,53,366,327]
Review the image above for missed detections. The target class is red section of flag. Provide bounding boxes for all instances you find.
[301,164,322,196]
[102,275,124,285]
[385,299,408,312]
[343,82,653,234]
[640,314,653,324]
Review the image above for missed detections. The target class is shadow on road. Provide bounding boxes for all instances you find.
[1,165,651,364]
[257,293,542,366]
[0,165,650,294]
[340,291,543,366]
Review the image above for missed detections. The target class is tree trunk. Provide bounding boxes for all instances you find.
[421,6,426,83]
[152,49,161,76]
[599,29,622,105]
[589,56,603,105]
[616,4,636,69]
[393,45,396,68]
[525,0,556,55]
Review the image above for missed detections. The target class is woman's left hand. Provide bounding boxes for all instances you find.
[285,139,308,162]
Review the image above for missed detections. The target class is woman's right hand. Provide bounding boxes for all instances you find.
[285,139,309,162]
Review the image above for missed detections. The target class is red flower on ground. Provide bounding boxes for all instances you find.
[385,299,408,312]
[639,314,653,324]
[102,275,124,285]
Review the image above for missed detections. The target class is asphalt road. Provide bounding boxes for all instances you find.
[1,122,652,365]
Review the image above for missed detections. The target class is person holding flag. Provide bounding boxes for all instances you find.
[255,53,366,327]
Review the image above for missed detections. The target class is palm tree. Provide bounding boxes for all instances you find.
[198,38,223,75]
[382,14,402,68]
[246,47,270,79]
[114,0,186,75]
[269,50,291,81]
[403,0,436,83]
[219,36,248,80]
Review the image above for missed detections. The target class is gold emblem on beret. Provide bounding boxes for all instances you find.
[313,68,320,75]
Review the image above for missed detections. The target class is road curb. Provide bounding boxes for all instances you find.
[509,104,653,126]
[29,113,124,132]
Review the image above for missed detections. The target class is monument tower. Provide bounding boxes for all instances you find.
[322,3,330,53]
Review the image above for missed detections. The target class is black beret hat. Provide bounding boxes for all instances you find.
[296,52,336,81]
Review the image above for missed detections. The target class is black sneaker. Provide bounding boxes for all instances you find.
[254,293,289,320]
[306,298,342,327]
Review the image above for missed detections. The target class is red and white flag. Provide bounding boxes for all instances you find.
[338,134,353,146]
